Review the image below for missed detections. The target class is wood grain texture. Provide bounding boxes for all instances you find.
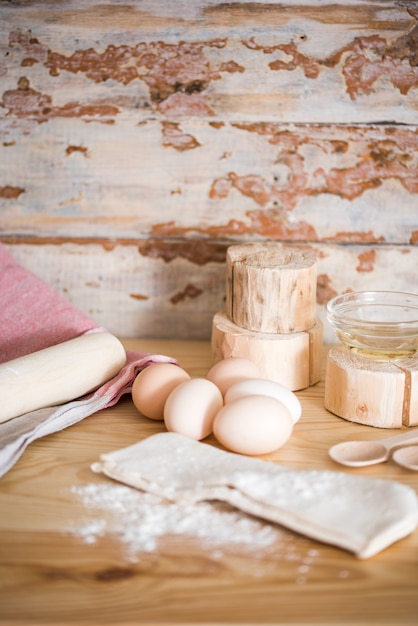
[226,243,317,333]
[0,339,417,625]
[2,241,417,342]
[1,121,417,242]
[0,1,417,340]
[325,345,418,428]
[325,345,407,428]
[211,310,323,390]
[1,1,417,124]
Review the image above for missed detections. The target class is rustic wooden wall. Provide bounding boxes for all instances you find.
[1,0,417,342]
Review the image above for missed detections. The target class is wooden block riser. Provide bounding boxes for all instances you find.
[226,243,317,334]
[211,311,323,391]
[324,345,418,428]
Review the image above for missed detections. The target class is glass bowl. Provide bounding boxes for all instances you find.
[326,291,418,358]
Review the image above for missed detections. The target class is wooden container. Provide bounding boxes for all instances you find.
[211,311,323,391]
[226,243,317,334]
[325,345,418,428]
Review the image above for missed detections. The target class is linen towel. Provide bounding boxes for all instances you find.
[93,432,418,558]
[0,244,177,477]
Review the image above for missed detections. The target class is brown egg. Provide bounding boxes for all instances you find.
[213,395,293,456]
[164,378,223,440]
[131,362,190,420]
[206,357,261,396]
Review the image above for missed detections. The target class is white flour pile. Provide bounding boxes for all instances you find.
[67,481,329,582]
[69,482,283,554]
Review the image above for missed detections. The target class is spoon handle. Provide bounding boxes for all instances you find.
[381,429,418,453]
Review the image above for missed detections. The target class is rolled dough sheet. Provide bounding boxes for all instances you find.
[92,433,418,559]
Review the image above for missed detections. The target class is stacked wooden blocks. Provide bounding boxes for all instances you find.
[211,243,323,391]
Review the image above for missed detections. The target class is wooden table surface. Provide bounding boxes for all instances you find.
[1,339,417,625]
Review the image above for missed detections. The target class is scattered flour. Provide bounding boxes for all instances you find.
[68,482,284,557]
[67,481,351,583]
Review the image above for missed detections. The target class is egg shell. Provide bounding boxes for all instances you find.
[224,378,302,424]
[213,395,293,456]
[206,357,262,396]
[132,362,190,420]
[164,378,223,440]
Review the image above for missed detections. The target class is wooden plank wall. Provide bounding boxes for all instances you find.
[1,0,417,342]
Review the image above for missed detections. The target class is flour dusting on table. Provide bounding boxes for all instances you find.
[67,481,326,581]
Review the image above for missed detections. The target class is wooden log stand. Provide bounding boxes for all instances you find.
[325,345,418,428]
[211,312,322,391]
[226,243,317,334]
[211,243,322,391]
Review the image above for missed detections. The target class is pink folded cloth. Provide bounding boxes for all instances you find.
[0,243,177,477]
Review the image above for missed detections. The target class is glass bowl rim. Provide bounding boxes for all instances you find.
[326,290,418,332]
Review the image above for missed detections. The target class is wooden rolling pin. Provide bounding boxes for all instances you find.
[0,332,127,423]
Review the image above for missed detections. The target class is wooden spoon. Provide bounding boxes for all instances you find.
[392,445,418,471]
[329,429,418,469]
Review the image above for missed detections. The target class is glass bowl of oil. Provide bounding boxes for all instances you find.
[326,291,418,358]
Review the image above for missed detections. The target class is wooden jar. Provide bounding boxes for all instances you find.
[211,243,322,391]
